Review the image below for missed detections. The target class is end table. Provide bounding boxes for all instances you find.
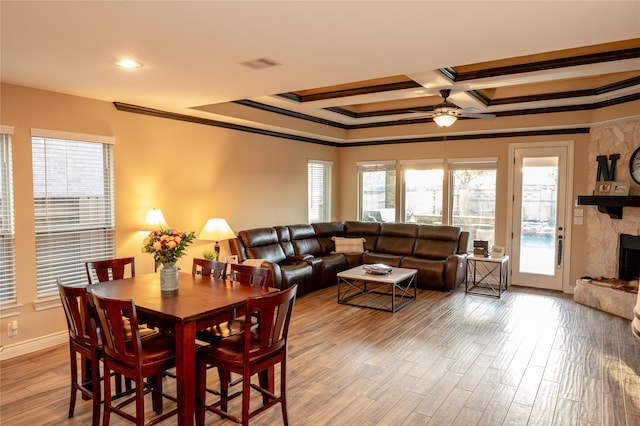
[466,255,509,298]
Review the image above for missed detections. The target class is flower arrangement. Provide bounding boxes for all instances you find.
[143,229,196,268]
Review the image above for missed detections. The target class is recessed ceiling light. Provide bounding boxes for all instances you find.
[115,59,143,69]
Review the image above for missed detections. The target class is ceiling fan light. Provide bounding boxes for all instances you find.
[433,112,457,127]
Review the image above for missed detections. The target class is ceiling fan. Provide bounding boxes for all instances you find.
[409,89,496,127]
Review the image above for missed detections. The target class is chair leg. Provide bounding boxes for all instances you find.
[151,372,164,414]
[258,368,274,405]
[135,377,145,426]
[90,353,101,426]
[82,355,91,400]
[280,360,289,426]
[217,367,230,416]
[242,369,251,426]
[68,346,78,418]
[102,365,112,426]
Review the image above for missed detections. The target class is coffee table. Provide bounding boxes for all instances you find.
[337,265,417,312]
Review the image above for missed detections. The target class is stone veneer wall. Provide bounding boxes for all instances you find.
[585,118,640,278]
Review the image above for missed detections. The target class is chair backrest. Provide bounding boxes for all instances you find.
[86,257,136,284]
[244,285,297,362]
[58,279,98,349]
[228,263,272,287]
[91,293,142,369]
[192,258,226,279]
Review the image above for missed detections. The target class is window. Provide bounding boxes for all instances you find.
[449,158,497,245]
[0,127,16,305]
[32,130,115,296]
[358,161,396,222]
[308,160,332,223]
[401,160,443,224]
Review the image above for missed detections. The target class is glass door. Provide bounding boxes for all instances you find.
[510,146,569,290]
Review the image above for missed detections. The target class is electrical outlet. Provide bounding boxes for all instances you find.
[7,320,18,337]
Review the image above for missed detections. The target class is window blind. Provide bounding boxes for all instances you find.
[0,129,16,304]
[308,160,332,223]
[32,133,115,296]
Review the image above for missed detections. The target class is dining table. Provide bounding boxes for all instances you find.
[88,271,276,426]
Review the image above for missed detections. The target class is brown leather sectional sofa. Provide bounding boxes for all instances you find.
[229,221,470,296]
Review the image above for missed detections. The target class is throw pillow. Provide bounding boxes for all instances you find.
[331,236,366,254]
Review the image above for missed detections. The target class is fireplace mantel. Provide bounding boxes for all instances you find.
[577,195,640,219]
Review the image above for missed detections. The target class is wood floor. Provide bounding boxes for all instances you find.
[1,284,639,425]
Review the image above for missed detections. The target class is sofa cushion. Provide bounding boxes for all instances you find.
[239,228,287,263]
[375,223,417,256]
[332,236,366,254]
[414,225,461,260]
[344,221,380,251]
[362,252,403,267]
[289,224,324,256]
[275,226,295,257]
[400,257,448,290]
[312,222,345,253]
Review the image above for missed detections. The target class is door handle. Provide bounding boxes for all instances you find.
[556,235,563,268]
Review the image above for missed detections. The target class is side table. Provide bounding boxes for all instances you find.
[466,255,509,298]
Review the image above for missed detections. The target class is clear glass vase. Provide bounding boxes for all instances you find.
[160,263,179,291]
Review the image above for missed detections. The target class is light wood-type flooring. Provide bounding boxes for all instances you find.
[1,284,639,425]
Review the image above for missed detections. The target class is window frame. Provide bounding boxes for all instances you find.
[357,160,397,222]
[31,129,116,298]
[448,157,498,245]
[400,159,445,225]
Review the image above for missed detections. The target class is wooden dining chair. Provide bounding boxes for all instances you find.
[85,257,135,284]
[91,292,179,426]
[228,263,272,287]
[192,258,227,278]
[86,257,157,341]
[58,280,102,426]
[195,284,298,426]
[195,262,272,344]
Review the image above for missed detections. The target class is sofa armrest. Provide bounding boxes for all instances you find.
[444,253,467,290]
[254,260,284,290]
[288,254,314,262]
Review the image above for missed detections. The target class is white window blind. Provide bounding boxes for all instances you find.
[32,131,115,296]
[308,160,332,223]
[0,128,16,304]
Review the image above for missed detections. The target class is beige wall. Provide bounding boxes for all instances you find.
[0,82,637,357]
[0,83,339,355]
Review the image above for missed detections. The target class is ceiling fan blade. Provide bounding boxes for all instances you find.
[460,112,496,119]
[459,107,481,114]
[400,114,433,121]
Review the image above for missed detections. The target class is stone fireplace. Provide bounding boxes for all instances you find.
[619,234,640,281]
[585,118,640,280]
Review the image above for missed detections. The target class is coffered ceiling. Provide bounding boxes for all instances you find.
[2,1,640,145]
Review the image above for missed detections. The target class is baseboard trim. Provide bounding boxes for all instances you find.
[0,331,67,361]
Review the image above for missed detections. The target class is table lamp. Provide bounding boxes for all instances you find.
[144,208,169,231]
[198,218,236,261]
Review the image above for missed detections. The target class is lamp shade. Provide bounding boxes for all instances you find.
[144,208,169,231]
[198,218,236,242]
[433,112,458,127]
